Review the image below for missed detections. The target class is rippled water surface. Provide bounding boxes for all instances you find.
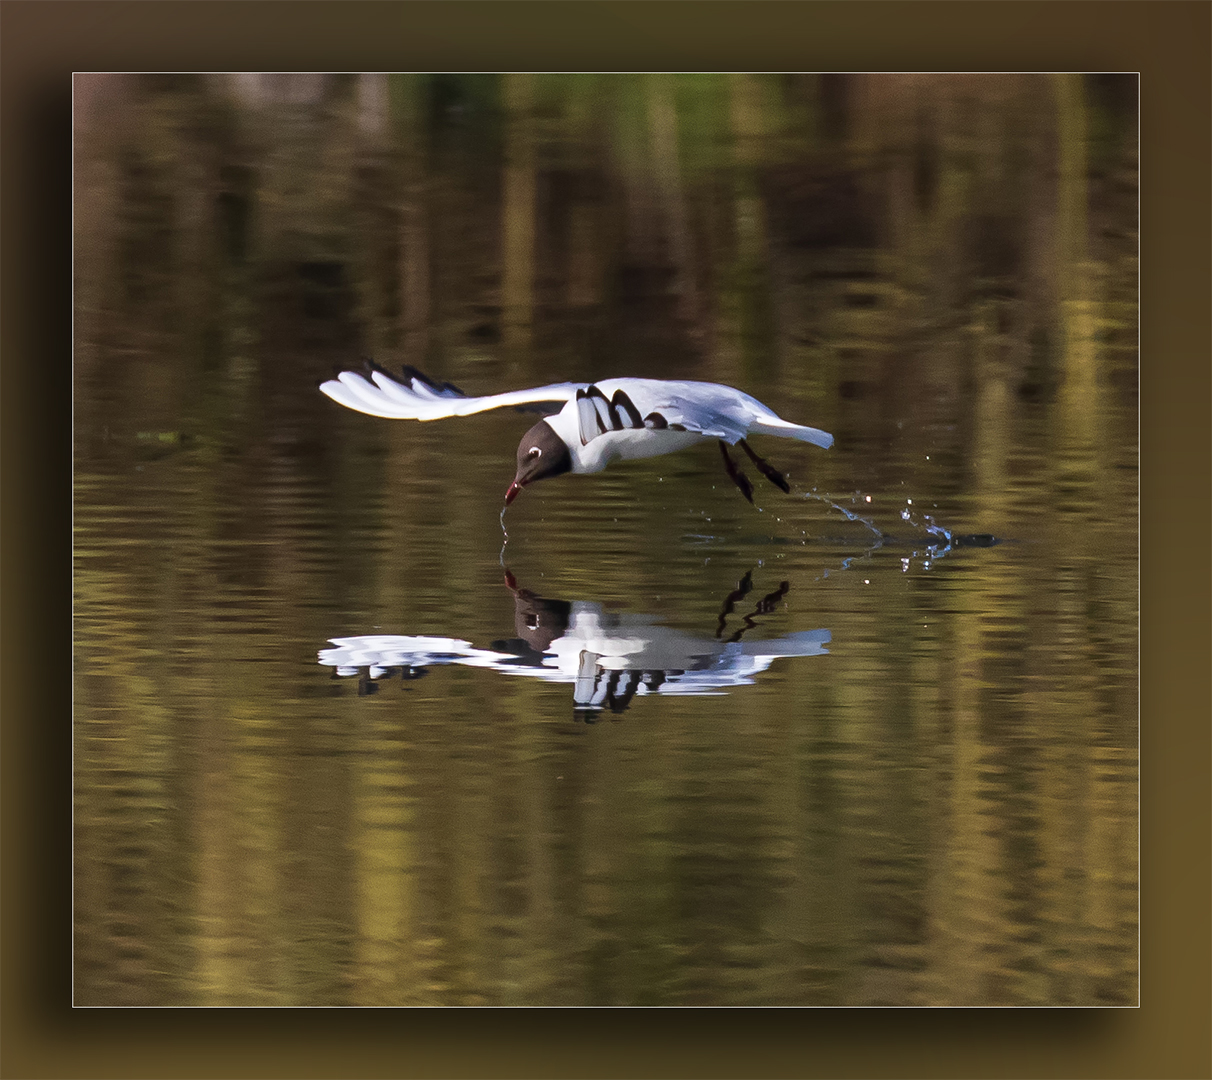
[74,73,1138,1006]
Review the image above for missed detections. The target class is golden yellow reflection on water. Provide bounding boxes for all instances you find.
[74,72,1136,1006]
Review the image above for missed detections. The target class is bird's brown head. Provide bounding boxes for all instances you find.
[505,420,572,505]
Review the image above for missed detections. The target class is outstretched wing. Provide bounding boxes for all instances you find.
[636,395,749,442]
[570,382,747,446]
[587,381,749,443]
[320,364,580,422]
[596,379,833,449]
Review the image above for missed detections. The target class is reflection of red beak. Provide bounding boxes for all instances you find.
[504,480,523,505]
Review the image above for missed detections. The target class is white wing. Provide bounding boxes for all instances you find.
[594,379,834,448]
[320,368,834,449]
[570,380,774,445]
[320,366,580,422]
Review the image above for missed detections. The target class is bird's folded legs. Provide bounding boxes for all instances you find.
[719,440,791,501]
[718,442,755,503]
[738,439,791,493]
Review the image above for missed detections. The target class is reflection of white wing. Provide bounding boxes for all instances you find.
[319,370,580,422]
[319,623,830,706]
[739,630,832,658]
[545,607,830,671]
[319,635,519,677]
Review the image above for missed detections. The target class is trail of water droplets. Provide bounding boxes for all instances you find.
[798,490,981,578]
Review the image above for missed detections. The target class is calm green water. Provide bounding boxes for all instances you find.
[74,73,1137,1006]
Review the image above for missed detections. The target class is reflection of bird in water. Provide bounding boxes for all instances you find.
[713,570,789,642]
[318,569,830,718]
[320,362,833,505]
[496,569,815,715]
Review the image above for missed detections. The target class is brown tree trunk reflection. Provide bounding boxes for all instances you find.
[501,74,536,355]
[394,75,431,362]
[647,74,699,330]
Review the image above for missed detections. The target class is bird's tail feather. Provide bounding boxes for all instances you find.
[749,418,834,449]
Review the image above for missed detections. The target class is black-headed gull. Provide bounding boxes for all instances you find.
[320,362,834,504]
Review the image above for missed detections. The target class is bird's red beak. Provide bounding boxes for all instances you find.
[504,480,523,505]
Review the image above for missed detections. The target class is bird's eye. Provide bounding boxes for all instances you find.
[528,447,541,458]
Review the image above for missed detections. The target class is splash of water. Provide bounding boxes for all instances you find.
[899,501,955,570]
[801,489,885,541]
[800,491,997,578]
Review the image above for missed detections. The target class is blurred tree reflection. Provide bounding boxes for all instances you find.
[74,72,1137,1007]
[501,73,536,356]
[74,72,1138,434]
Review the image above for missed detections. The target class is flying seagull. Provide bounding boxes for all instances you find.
[319,362,834,504]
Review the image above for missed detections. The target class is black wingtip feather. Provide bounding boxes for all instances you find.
[400,363,465,397]
[347,358,467,398]
[360,356,394,379]
[611,389,644,429]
